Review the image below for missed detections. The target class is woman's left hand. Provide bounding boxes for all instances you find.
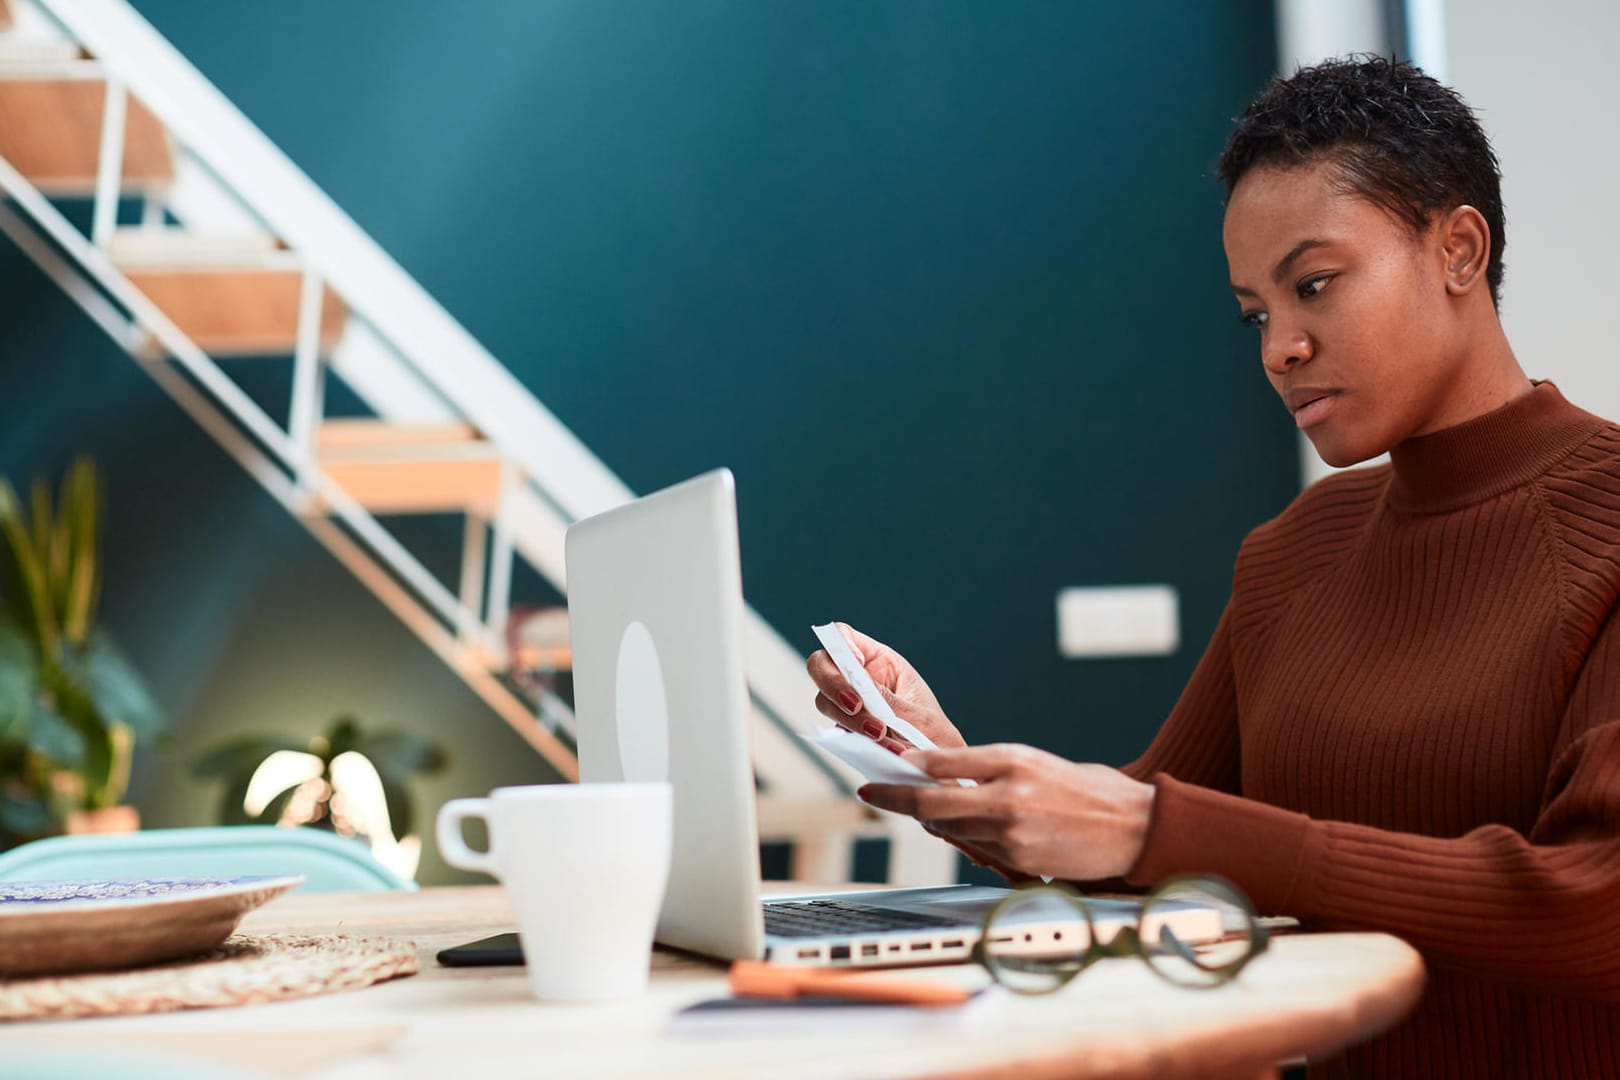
[858,744,1157,882]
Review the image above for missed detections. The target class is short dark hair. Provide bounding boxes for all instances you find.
[1219,55,1505,309]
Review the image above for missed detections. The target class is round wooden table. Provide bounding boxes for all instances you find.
[3,886,1424,1079]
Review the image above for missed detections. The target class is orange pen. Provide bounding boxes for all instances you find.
[728,960,972,1007]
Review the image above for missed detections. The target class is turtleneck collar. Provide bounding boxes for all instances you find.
[1384,381,1608,514]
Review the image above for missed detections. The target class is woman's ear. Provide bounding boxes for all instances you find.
[1440,205,1491,296]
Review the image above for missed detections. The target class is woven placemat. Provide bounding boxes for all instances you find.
[0,934,419,1021]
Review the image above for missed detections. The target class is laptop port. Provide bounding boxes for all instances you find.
[861,944,879,958]
[797,947,822,960]
[942,939,965,949]
[830,945,851,961]
[910,942,933,952]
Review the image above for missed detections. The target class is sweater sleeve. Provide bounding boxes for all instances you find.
[1128,606,1620,1003]
[1119,605,1242,794]
[1066,607,1243,896]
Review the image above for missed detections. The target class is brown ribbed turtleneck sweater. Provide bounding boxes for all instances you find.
[1120,382,1620,1077]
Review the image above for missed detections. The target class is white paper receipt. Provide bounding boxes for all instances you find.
[811,623,938,751]
[802,727,939,787]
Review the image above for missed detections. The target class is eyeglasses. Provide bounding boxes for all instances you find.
[974,875,1269,994]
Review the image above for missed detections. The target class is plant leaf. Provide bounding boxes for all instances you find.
[0,618,37,739]
[324,715,362,761]
[90,721,134,811]
[29,478,52,578]
[191,734,308,781]
[254,783,303,827]
[0,479,59,658]
[80,635,166,739]
[0,483,29,626]
[0,788,54,840]
[377,774,414,840]
[61,459,99,646]
[27,698,86,768]
[41,650,111,779]
[216,773,259,826]
[356,730,449,781]
[61,706,113,804]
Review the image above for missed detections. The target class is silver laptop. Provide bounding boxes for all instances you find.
[566,468,1084,967]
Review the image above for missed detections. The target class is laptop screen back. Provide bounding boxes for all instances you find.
[565,469,767,960]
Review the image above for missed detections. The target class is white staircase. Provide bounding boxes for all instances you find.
[0,0,954,885]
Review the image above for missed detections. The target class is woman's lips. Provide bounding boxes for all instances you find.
[1293,392,1339,430]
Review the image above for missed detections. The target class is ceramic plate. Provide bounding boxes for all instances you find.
[0,875,305,978]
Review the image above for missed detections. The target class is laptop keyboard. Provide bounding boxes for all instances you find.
[764,899,965,939]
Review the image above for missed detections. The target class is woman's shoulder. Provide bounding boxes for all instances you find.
[1243,464,1391,554]
[1542,418,1620,484]
[1536,419,1620,562]
[1531,421,1620,654]
[1225,467,1389,617]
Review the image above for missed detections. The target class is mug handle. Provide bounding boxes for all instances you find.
[437,798,496,875]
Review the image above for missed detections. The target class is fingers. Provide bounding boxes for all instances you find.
[876,733,912,755]
[814,695,913,754]
[907,744,1037,782]
[833,622,866,664]
[810,642,925,730]
[815,691,864,731]
[807,652,864,719]
[807,624,931,755]
[857,781,1004,821]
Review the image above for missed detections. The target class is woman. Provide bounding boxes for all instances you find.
[808,56,1620,1078]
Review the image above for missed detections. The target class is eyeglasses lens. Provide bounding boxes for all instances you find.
[1139,878,1259,988]
[980,888,1093,994]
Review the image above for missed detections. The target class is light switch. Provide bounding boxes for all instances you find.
[1056,585,1179,659]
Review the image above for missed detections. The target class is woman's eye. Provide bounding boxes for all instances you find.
[1239,310,1267,329]
[1298,275,1333,299]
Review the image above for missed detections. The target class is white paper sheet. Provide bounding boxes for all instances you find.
[801,728,938,787]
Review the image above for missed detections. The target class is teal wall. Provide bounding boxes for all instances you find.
[0,1,1293,883]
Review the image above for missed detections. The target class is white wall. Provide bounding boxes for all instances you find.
[1444,0,1620,418]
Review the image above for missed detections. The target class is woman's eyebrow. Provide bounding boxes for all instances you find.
[1271,239,1331,283]
[1231,238,1333,298]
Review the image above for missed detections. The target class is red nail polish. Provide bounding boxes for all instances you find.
[862,719,885,739]
[839,691,862,715]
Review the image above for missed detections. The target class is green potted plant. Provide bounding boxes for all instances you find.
[192,714,449,878]
[0,457,166,849]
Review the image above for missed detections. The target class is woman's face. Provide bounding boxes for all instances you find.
[1222,160,1469,467]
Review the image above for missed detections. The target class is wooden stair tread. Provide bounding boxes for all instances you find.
[319,458,503,517]
[464,640,573,674]
[510,644,572,671]
[0,77,173,193]
[0,40,78,63]
[316,423,504,516]
[109,226,286,267]
[126,266,346,355]
[316,419,483,454]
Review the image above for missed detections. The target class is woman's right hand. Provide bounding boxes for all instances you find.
[806,623,966,754]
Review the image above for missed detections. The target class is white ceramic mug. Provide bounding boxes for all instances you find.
[436,782,672,1002]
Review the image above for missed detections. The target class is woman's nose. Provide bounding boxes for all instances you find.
[1261,323,1313,376]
